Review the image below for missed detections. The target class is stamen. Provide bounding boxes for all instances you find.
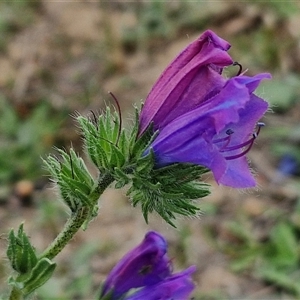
[224,138,255,160]
[254,122,264,136]
[223,123,265,160]
[220,135,255,152]
[233,61,243,76]
[257,122,265,128]
[213,129,234,151]
[226,129,234,135]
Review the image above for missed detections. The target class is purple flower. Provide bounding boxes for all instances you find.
[100,231,172,298]
[126,266,196,300]
[139,30,271,188]
[100,232,196,300]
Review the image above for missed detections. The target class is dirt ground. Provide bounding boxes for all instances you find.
[1,2,300,299]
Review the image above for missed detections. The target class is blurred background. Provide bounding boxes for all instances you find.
[1,1,300,299]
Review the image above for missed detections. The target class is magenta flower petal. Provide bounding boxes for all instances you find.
[101,231,171,298]
[139,30,233,134]
[126,266,196,300]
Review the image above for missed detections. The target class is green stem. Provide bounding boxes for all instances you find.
[40,206,90,260]
[8,172,114,299]
[41,172,114,260]
[9,287,22,300]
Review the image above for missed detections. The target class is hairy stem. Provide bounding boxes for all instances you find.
[41,172,114,260]
[40,206,90,260]
[8,172,114,300]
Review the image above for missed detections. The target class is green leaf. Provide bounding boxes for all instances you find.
[65,107,211,227]
[61,174,91,197]
[114,167,130,188]
[22,258,56,296]
[130,123,157,158]
[7,224,38,274]
[43,148,98,211]
[109,143,126,168]
[118,129,129,157]
[69,149,93,186]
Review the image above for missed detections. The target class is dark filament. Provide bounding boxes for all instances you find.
[108,91,122,146]
[69,152,75,179]
[233,61,243,76]
[90,110,98,130]
[213,123,264,160]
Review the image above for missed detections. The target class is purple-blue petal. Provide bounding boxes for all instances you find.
[219,93,268,148]
[219,156,256,187]
[101,231,172,298]
[150,74,269,187]
[234,73,271,93]
[126,266,197,300]
[138,29,271,188]
[151,77,250,161]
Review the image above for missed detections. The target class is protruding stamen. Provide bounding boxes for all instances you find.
[233,61,243,76]
[223,123,264,160]
[257,122,265,127]
[253,122,264,137]
[224,138,255,160]
[220,135,255,152]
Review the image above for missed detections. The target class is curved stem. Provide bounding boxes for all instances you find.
[40,206,90,260]
[8,172,114,299]
[41,172,114,260]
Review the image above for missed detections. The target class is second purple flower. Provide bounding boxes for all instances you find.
[100,231,196,300]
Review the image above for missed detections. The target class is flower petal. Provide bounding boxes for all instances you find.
[221,93,268,148]
[101,231,171,298]
[235,73,271,93]
[126,266,196,300]
[139,29,270,188]
[147,72,270,187]
[151,78,250,165]
[218,156,256,187]
[139,30,233,134]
